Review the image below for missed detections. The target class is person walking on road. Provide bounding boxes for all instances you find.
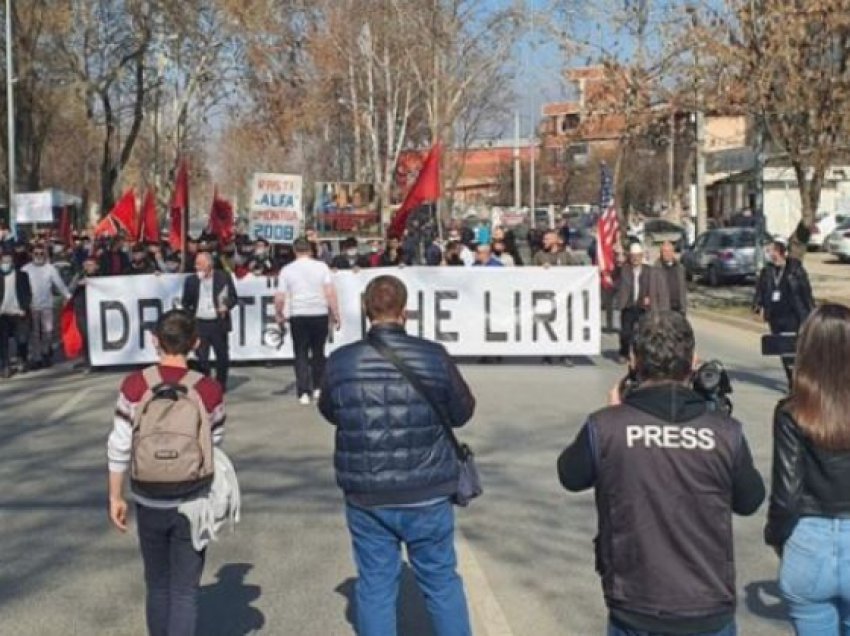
[765,304,850,635]
[275,238,340,406]
[558,310,765,636]
[0,250,32,377]
[656,240,688,315]
[318,275,476,636]
[753,237,814,388]
[22,244,70,369]
[181,252,238,392]
[107,310,227,636]
[616,242,669,362]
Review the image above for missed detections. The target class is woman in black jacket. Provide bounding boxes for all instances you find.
[765,304,850,634]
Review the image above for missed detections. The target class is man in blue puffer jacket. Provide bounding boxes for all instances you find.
[319,274,476,636]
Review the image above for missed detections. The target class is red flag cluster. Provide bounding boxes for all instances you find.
[388,143,441,239]
[91,160,234,252]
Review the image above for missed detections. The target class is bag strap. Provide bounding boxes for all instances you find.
[367,333,465,460]
[142,365,163,390]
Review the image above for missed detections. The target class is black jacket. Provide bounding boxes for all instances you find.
[753,258,814,329]
[318,323,475,507]
[0,268,32,313]
[558,383,765,635]
[181,271,239,332]
[765,405,850,549]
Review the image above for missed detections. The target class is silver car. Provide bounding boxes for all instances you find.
[682,228,758,286]
[826,221,850,262]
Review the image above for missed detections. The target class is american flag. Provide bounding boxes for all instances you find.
[597,163,620,290]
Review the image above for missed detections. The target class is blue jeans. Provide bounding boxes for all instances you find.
[607,621,736,636]
[136,505,206,636]
[345,500,471,636]
[780,517,850,635]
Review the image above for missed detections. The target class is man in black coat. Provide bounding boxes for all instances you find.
[0,250,32,377]
[181,251,238,390]
[753,237,815,386]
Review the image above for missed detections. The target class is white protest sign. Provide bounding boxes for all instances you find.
[248,173,302,243]
[14,192,54,223]
[85,267,601,366]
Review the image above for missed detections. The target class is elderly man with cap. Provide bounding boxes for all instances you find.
[753,236,814,386]
[615,241,670,362]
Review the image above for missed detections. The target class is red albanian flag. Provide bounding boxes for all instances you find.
[109,189,138,238]
[388,143,441,239]
[208,187,235,244]
[169,160,189,252]
[139,189,159,243]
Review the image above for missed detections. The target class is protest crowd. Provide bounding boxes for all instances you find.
[0,164,834,636]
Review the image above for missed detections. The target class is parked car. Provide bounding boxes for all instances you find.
[810,212,850,250]
[826,221,850,262]
[568,227,595,254]
[682,228,758,286]
[643,218,686,249]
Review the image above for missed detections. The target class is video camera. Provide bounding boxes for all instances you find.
[619,360,734,416]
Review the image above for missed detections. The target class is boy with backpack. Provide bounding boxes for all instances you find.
[107,309,225,636]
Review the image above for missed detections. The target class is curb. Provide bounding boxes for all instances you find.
[689,308,767,335]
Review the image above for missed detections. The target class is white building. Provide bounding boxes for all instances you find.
[763,166,850,238]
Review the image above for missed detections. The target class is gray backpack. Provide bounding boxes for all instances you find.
[130,367,214,499]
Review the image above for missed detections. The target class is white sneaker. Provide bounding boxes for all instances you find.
[299,394,311,406]
[312,389,321,400]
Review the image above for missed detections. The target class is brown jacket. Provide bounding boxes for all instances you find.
[616,263,670,311]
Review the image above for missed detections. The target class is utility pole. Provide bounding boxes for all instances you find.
[514,110,522,214]
[527,0,536,215]
[690,6,708,235]
[6,0,17,238]
[668,110,676,213]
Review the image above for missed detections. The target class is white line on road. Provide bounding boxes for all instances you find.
[46,389,91,424]
[456,529,515,636]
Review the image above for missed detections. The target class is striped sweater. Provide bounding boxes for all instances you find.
[107,364,226,508]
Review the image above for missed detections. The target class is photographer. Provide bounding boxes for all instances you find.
[557,311,764,636]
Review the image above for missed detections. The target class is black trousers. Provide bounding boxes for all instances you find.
[196,319,230,391]
[0,314,28,370]
[136,505,206,636]
[619,307,646,358]
[290,315,329,396]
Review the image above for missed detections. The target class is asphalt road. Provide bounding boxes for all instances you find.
[0,318,792,636]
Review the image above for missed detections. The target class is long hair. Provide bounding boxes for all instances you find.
[788,304,850,450]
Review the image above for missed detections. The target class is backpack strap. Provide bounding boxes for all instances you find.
[175,370,211,418]
[142,365,163,390]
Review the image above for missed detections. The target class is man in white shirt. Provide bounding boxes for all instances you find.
[22,244,71,368]
[275,238,340,405]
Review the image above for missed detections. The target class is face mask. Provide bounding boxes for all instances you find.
[255,250,267,259]
[371,247,379,254]
[0,263,11,274]
[346,249,358,258]
[234,254,246,265]
[33,256,46,265]
[493,249,503,256]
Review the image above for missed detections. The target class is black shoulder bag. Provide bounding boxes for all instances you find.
[368,335,482,506]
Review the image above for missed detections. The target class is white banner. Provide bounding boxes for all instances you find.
[248,173,302,243]
[85,267,601,366]
[15,192,54,223]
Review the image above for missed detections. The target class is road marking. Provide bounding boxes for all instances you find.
[456,529,515,636]
[46,389,90,423]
